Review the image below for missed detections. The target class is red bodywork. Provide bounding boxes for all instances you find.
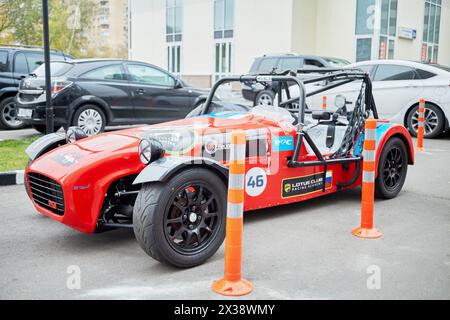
[26,113,414,233]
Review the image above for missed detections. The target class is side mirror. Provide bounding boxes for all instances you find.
[174,79,183,89]
[312,111,332,121]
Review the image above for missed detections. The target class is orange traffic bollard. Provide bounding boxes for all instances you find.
[416,99,425,152]
[212,130,253,296]
[352,118,383,239]
[322,96,327,110]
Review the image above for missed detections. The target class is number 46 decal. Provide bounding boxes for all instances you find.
[245,167,267,197]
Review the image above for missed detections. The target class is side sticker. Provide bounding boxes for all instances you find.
[282,171,333,198]
[272,136,294,152]
[245,167,267,197]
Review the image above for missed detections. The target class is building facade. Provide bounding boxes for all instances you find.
[129,0,450,88]
[86,0,129,58]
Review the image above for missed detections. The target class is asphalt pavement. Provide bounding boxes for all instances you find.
[0,135,449,300]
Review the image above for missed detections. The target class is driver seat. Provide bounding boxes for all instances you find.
[303,114,349,155]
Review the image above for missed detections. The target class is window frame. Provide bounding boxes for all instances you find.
[372,64,419,82]
[422,0,441,63]
[13,52,29,74]
[79,63,128,82]
[126,63,176,88]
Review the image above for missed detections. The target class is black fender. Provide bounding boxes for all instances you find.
[67,95,113,125]
[0,87,18,101]
[133,156,228,185]
[25,133,66,161]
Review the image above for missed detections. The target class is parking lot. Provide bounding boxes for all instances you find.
[1,135,449,300]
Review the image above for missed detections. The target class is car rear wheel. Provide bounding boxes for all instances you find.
[0,97,26,130]
[407,103,445,139]
[73,105,106,135]
[133,168,227,268]
[375,137,408,199]
[255,90,275,106]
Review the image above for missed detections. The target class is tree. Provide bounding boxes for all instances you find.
[0,0,97,57]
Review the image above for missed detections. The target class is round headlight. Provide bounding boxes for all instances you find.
[138,138,164,165]
[66,126,87,144]
[334,95,347,109]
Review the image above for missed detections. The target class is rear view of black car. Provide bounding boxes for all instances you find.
[16,59,209,134]
[0,45,71,130]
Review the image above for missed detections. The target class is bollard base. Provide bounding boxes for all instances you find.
[352,227,383,239]
[415,147,425,153]
[212,278,253,296]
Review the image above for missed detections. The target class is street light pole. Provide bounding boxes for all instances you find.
[42,0,54,134]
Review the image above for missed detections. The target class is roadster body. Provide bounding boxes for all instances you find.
[25,70,414,267]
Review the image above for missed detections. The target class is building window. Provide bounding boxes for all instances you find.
[167,44,181,74]
[422,0,441,62]
[214,0,233,81]
[166,0,182,75]
[378,0,397,59]
[356,37,372,62]
[166,0,182,42]
[214,0,234,39]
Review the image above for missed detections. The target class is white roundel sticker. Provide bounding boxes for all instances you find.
[245,167,267,197]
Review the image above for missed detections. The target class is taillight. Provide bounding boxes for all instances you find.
[51,81,72,94]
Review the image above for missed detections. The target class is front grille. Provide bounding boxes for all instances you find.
[28,172,65,216]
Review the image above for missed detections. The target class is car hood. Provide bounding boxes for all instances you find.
[28,112,293,181]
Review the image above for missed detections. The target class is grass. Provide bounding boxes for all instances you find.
[0,135,42,172]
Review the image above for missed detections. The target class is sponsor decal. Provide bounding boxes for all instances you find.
[245,167,267,197]
[203,138,230,155]
[52,153,81,166]
[48,200,57,210]
[282,171,333,198]
[272,136,294,152]
[73,184,91,191]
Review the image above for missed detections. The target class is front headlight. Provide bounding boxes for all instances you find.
[138,138,165,165]
[66,126,87,144]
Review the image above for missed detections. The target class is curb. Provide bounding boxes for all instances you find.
[0,170,25,186]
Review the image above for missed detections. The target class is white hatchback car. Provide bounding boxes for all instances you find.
[304,60,450,138]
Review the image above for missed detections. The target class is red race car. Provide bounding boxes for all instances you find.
[25,69,414,267]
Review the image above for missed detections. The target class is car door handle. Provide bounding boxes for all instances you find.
[135,88,145,95]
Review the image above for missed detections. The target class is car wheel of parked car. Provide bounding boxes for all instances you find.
[73,105,106,135]
[32,125,62,134]
[133,168,227,268]
[0,97,26,130]
[375,137,408,199]
[255,90,275,106]
[407,103,445,139]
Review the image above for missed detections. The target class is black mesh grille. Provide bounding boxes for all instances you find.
[28,172,65,216]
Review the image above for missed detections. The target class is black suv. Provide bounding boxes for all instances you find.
[16,59,209,134]
[242,54,350,106]
[0,45,71,130]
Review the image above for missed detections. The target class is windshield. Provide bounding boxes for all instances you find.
[33,61,73,77]
[323,57,351,67]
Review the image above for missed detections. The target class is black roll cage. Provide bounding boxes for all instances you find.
[200,69,378,190]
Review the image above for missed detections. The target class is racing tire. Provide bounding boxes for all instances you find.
[254,90,275,106]
[406,103,445,139]
[32,125,62,134]
[72,105,106,135]
[374,137,408,199]
[133,168,227,268]
[0,96,26,130]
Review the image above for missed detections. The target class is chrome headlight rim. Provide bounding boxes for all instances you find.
[139,138,165,165]
[66,126,87,144]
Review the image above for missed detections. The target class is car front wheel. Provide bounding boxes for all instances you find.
[407,103,445,139]
[255,90,275,106]
[0,97,26,130]
[133,168,227,268]
[375,137,408,199]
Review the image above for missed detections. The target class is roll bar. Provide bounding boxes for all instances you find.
[201,70,378,129]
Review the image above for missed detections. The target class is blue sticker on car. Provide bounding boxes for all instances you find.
[272,136,294,152]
